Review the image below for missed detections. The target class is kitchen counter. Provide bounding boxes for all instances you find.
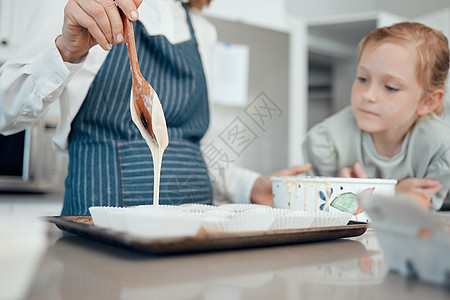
[0,192,63,218]
[3,218,449,300]
[1,195,449,300]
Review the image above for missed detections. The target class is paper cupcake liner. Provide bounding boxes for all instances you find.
[228,211,275,232]
[130,204,185,213]
[123,208,203,239]
[179,203,218,213]
[202,209,275,233]
[88,206,111,228]
[270,209,315,230]
[201,216,228,233]
[218,203,272,213]
[106,207,128,232]
[310,211,353,228]
[201,209,237,219]
[92,204,349,237]
[89,206,128,229]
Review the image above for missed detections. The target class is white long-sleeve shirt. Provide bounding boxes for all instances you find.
[0,0,259,204]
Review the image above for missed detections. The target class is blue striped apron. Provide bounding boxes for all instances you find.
[62,5,212,216]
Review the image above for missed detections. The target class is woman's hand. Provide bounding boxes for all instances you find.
[250,163,312,206]
[339,162,368,178]
[395,177,442,210]
[56,0,143,62]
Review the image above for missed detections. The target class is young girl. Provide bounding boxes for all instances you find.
[302,22,450,210]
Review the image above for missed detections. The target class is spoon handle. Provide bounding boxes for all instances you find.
[121,11,141,82]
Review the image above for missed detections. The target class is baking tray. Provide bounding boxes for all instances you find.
[45,216,368,255]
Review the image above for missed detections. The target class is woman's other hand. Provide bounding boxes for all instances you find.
[250,163,312,206]
[395,177,442,210]
[56,0,142,62]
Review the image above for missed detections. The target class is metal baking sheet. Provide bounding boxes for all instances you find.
[45,216,368,255]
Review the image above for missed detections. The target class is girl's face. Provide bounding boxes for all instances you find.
[351,41,425,139]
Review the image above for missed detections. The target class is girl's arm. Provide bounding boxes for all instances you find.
[302,121,339,176]
[423,148,450,210]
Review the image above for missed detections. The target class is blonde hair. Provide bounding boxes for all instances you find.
[358,22,450,115]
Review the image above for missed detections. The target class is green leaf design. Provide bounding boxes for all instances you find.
[330,192,359,214]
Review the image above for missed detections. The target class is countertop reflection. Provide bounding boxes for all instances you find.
[24,228,450,300]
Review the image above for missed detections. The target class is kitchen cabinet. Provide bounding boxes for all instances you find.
[204,16,307,172]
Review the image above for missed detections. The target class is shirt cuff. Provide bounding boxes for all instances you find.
[228,165,261,204]
[30,42,83,100]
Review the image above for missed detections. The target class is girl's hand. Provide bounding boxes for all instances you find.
[251,163,312,206]
[395,178,442,210]
[56,0,143,62]
[339,162,368,178]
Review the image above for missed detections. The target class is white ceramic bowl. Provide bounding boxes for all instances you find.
[271,176,397,222]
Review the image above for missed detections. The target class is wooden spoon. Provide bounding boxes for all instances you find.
[121,12,169,206]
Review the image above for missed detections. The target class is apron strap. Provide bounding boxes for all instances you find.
[182,3,198,46]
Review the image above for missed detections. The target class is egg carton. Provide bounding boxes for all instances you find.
[360,195,450,286]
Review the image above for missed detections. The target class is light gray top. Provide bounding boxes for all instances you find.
[302,106,450,210]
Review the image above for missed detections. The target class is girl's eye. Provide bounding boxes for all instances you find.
[385,85,399,92]
[357,77,367,83]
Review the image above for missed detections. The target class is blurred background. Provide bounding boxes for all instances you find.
[1,0,450,193]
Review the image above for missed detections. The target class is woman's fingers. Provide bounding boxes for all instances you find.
[77,0,126,46]
[75,0,142,47]
[58,0,143,61]
[90,0,117,44]
[115,0,141,21]
[96,0,134,43]
[72,0,112,50]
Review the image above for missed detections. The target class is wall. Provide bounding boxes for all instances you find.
[204,0,450,26]
[203,0,287,30]
[286,0,450,19]
[203,17,291,174]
